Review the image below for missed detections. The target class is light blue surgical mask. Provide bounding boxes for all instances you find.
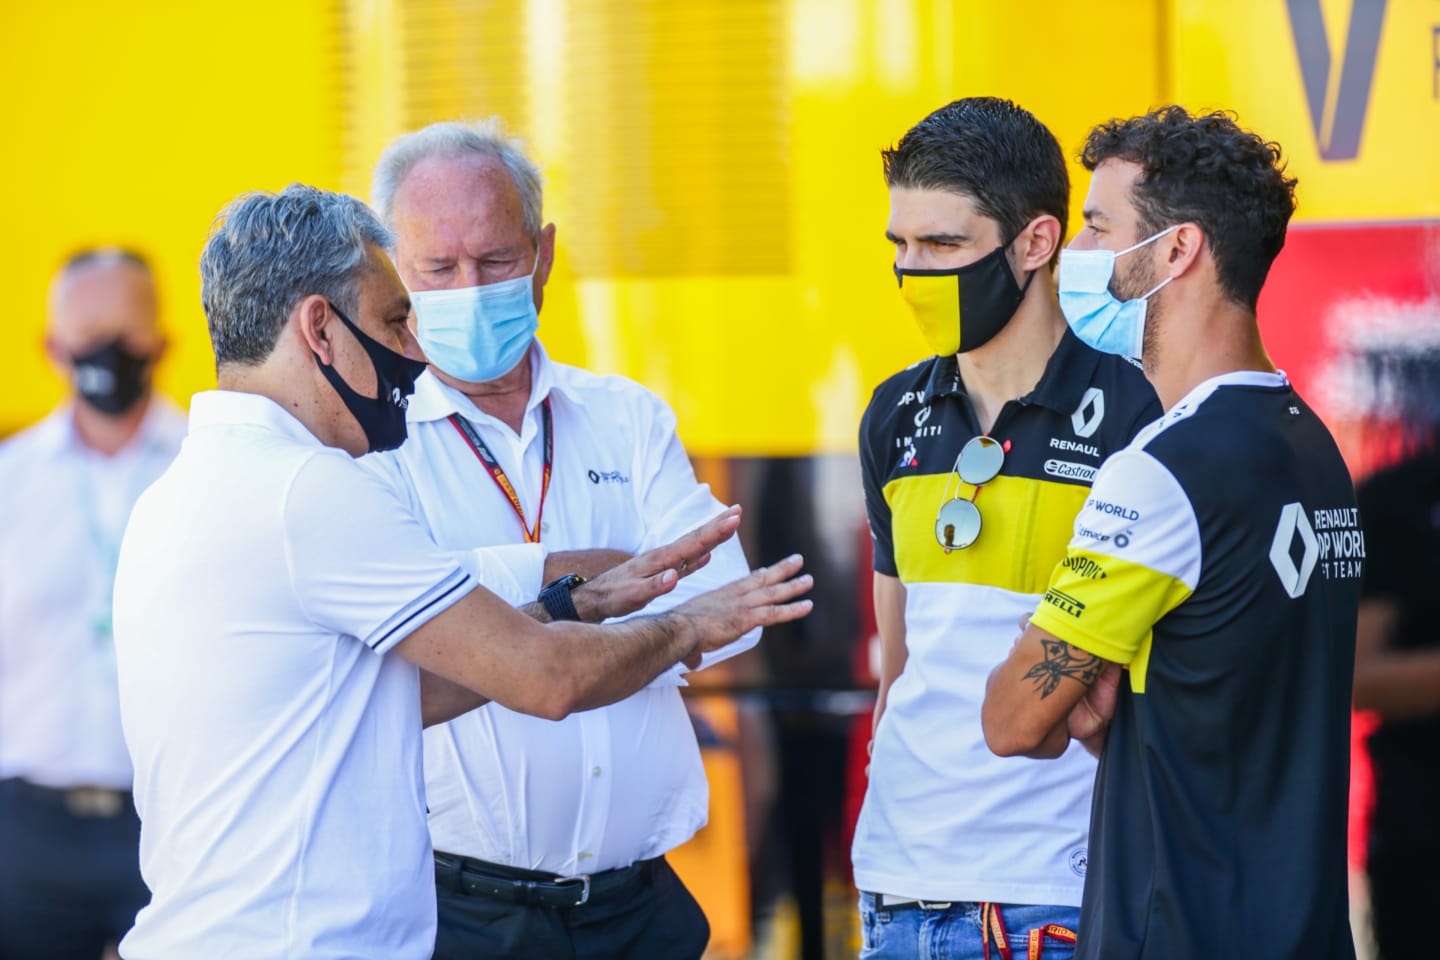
[411,255,540,383]
[1057,225,1178,360]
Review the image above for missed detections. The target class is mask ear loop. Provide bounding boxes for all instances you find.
[1138,275,1174,301]
[1116,223,1180,258]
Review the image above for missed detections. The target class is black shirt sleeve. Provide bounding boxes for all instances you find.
[859,394,897,577]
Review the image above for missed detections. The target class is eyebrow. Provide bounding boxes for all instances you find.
[884,231,971,244]
[1081,207,1110,223]
[418,245,526,264]
[387,296,412,316]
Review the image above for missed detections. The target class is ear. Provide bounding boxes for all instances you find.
[294,295,338,365]
[43,333,70,370]
[1016,215,1061,272]
[1162,223,1205,280]
[536,222,557,287]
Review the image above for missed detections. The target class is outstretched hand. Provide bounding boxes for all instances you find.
[669,554,813,668]
[571,506,743,622]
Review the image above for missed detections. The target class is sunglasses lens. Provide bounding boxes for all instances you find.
[935,498,982,550]
[957,435,1004,486]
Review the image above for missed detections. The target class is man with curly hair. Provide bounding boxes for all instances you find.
[983,107,1362,958]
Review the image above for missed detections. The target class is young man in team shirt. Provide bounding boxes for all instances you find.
[984,106,1361,959]
[851,97,1159,959]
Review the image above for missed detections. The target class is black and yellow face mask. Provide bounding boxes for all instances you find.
[895,245,1034,356]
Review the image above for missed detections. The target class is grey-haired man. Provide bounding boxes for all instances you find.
[361,117,756,960]
[112,184,809,959]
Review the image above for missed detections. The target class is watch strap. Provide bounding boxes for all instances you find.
[539,574,587,622]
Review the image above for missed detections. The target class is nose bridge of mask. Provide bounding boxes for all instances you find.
[1058,248,1118,294]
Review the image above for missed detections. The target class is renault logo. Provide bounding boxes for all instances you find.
[1269,502,1320,598]
[1071,387,1105,439]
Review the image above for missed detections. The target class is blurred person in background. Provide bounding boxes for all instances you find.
[984,107,1360,959]
[1353,371,1440,960]
[112,184,809,959]
[851,98,1158,960]
[0,248,183,959]
[365,117,756,960]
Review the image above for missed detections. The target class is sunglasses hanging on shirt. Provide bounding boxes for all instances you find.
[935,435,1009,553]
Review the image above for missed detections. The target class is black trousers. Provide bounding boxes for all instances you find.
[432,856,709,960]
[0,779,149,960]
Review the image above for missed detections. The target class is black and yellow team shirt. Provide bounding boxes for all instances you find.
[1030,371,1363,959]
[852,328,1159,906]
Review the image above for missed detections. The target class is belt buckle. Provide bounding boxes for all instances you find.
[552,874,591,907]
[66,787,123,819]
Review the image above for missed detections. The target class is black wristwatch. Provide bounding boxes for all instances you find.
[538,574,588,622]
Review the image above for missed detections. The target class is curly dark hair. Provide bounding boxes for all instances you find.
[1080,106,1297,310]
[883,97,1069,267]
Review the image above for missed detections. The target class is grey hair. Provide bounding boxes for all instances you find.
[200,184,392,369]
[371,118,544,242]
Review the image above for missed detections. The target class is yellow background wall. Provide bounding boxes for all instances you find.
[6,0,1438,447]
[4,0,345,434]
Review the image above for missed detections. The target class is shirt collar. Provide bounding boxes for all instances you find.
[187,390,324,448]
[1170,369,1289,414]
[921,327,1101,413]
[38,395,187,458]
[405,339,576,425]
[1020,327,1104,413]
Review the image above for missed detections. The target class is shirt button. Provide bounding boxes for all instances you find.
[591,766,603,778]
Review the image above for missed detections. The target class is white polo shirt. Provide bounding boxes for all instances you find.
[114,390,478,960]
[0,400,184,790]
[362,342,758,875]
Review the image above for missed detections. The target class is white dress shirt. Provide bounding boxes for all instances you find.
[0,400,184,790]
[114,391,478,960]
[362,342,759,875]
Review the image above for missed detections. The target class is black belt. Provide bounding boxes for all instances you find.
[434,851,655,910]
[0,777,132,819]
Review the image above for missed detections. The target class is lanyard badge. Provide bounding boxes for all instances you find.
[448,398,554,543]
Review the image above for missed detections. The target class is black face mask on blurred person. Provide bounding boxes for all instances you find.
[71,338,151,416]
[313,301,428,454]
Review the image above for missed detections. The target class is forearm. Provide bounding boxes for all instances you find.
[545,549,631,584]
[421,670,490,727]
[542,613,699,715]
[1354,648,1440,719]
[1023,718,1074,759]
[872,656,904,735]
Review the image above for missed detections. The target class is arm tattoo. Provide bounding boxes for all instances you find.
[1022,638,1104,699]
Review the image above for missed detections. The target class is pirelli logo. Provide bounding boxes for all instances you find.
[1042,588,1086,619]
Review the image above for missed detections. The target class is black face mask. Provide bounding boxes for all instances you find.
[313,302,428,454]
[72,338,152,416]
[895,245,1035,355]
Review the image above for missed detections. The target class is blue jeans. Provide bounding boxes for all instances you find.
[858,892,1079,960]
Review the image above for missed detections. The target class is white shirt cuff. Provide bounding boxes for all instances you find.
[452,543,549,607]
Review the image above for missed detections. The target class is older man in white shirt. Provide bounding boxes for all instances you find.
[362,118,755,958]
[113,184,810,960]
[0,249,182,959]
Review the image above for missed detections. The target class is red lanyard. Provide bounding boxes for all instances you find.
[447,398,553,544]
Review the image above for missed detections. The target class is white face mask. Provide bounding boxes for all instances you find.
[409,254,540,383]
[1057,225,1178,360]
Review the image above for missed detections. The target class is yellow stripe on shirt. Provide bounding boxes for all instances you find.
[884,473,1089,594]
[1028,547,1193,694]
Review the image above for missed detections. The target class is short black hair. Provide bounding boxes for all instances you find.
[883,97,1069,266]
[1080,106,1297,311]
